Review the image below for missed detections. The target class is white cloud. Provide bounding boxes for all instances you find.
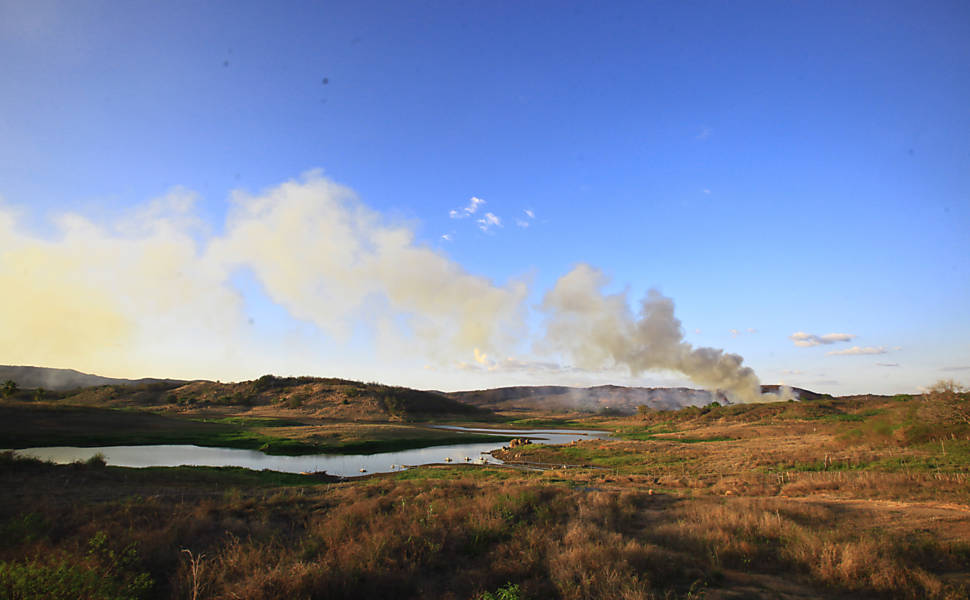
[441,233,453,241]
[942,366,970,372]
[702,189,711,195]
[477,212,502,232]
[515,219,530,228]
[827,346,888,356]
[730,329,739,337]
[876,362,900,367]
[696,127,712,140]
[524,209,535,219]
[449,196,485,219]
[790,331,856,347]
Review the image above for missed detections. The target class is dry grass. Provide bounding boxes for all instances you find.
[3,455,969,599]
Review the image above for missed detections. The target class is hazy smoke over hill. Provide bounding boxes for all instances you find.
[541,265,785,403]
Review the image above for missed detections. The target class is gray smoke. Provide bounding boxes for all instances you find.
[540,264,787,403]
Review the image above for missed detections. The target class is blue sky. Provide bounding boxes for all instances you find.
[1,0,968,396]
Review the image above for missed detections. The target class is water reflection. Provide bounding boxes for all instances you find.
[14,426,608,478]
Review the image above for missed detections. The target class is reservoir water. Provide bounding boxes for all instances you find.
[12,426,609,478]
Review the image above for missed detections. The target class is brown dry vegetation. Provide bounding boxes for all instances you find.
[3,455,969,600]
[2,386,969,599]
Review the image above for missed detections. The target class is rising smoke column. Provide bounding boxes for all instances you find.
[540,264,777,403]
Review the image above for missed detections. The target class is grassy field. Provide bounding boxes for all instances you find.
[1,387,968,599]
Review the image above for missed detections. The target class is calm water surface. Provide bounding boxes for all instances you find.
[14,426,609,478]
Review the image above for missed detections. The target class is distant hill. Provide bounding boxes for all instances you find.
[1,365,824,417]
[447,384,825,414]
[0,367,488,421]
[0,365,186,391]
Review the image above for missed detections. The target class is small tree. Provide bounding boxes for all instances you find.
[923,379,970,426]
[2,380,17,398]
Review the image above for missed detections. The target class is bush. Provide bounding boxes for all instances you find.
[85,453,108,468]
[922,380,970,426]
[480,582,521,600]
[0,532,152,600]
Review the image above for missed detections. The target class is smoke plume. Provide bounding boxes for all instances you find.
[0,172,525,381]
[540,264,782,403]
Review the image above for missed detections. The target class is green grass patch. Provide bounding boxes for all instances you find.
[817,409,887,423]
[501,417,594,428]
[206,416,308,427]
[763,460,871,473]
[392,466,520,481]
[618,431,734,443]
[310,433,514,455]
[1,452,335,486]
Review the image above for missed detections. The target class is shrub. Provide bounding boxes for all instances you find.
[480,582,521,600]
[0,532,152,600]
[86,453,108,468]
[922,380,970,426]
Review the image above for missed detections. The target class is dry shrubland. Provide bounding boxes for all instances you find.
[2,389,970,599]
[2,453,969,600]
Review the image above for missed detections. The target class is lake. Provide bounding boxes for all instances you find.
[13,426,609,478]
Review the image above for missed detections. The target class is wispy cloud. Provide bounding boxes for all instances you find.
[453,353,569,375]
[876,362,899,367]
[516,208,535,228]
[477,212,501,232]
[696,127,712,140]
[790,331,856,347]
[942,366,970,372]
[449,196,485,219]
[827,346,888,356]
[702,189,711,195]
[730,328,757,337]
